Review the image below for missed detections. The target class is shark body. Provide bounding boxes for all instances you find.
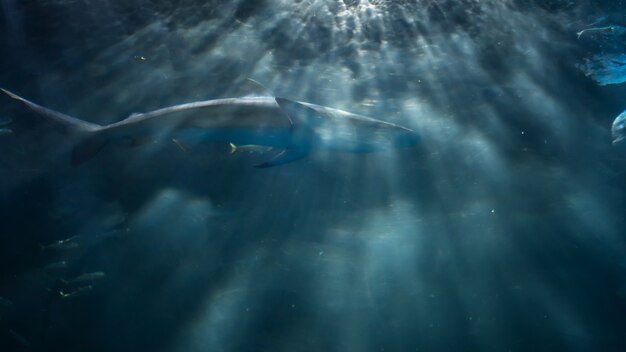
[1,81,419,167]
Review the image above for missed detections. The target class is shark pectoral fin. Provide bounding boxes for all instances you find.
[275,97,324,126]
[254,148,308,168]
[71,137,109,166]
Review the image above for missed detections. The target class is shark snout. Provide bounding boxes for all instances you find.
[391,127,420,148]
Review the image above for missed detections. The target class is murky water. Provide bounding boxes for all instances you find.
[1,1,625,351]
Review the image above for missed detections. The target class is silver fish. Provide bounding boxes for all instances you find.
[577,25,626,39]
[43,260,69,272]
[229,142,273,154]
[59,285,93,299]
[96,227,131,241]
[8,329,31,348]
[62,271,105,285]
[39,236,80,251]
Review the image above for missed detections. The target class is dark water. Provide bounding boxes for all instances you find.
[1,1,626,351]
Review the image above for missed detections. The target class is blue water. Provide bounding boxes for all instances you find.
[1,1,626,352]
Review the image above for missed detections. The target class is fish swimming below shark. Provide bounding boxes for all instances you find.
[0,80,419,167]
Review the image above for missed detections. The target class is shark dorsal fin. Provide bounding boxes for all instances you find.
[236,79,272,97]
[275,97,325,127]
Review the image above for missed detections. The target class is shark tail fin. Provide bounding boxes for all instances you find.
[1,88,103,133]
[229,142,237,154]
[1,88,112,165]
[255,148,308,168]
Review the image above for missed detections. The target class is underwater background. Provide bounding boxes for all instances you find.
[1,0,626,351]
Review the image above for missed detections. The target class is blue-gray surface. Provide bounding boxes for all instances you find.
[1,1,626,352]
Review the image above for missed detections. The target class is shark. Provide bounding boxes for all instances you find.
[0,80,419,167]
[612,109,626,145]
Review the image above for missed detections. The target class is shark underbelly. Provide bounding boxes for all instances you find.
[173,127,295,148]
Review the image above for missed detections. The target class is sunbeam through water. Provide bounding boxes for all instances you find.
[1,1,626,351]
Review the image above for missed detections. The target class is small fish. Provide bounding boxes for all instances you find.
[96,227,131,241]
[98,202,127,229]
[172,138,188,152]
[229,142,273,154]
[59,285,93,299]
[43,260,68,272]
[577,25,626,39]
[8,329,31,348]
[0,128,13,136]
[133,55,146,61]
[100,213,126,229]
[39,236,80,251]
[62,271,105,285]
[0,117,12,126]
